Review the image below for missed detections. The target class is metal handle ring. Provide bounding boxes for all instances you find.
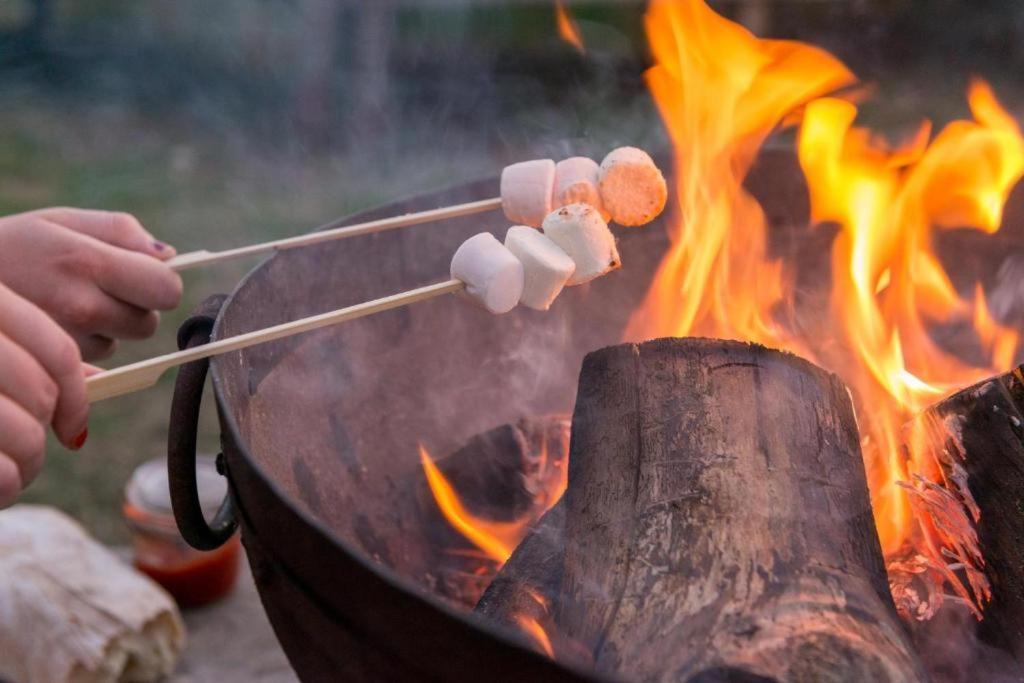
[167,294,238,551]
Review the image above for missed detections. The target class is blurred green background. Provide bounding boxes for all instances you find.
[5,0,1023,541]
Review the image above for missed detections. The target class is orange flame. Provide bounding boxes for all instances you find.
[420,445,524,562]
[555,1,585,55]
[631,0,1023,614]
[419,440,567,565]
[625,0,855,345]
[796,82,1023,563]
[516,614,556,658]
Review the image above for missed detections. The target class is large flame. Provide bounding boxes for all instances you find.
[629,0,1023,615]
[796,84,1023,563]
[625,0,856,345]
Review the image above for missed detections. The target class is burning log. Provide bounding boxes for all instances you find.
[551,338,925,681]
[475,501,563,621]
[475,502,564,637]
[419,416,569,608]
[914,366,1024,662]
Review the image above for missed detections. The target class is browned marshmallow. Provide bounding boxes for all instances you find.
[598,146,668,227]
[553,157,609,221]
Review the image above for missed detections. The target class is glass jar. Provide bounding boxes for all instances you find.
[123,456,241,608]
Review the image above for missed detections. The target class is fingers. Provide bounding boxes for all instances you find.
[37,208,177,260]
[73,334,118,362]
[0,394,46,490]
[91,241,183,313]
[0,334,58,423]
[0,454,21,509]
[64,287,160,341]
[0,286,88,447]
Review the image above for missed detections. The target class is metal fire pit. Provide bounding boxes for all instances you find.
[164,150,1019,682]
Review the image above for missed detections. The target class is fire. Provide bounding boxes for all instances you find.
[555,1,585,55]
[420,445,523,562]
[625,0,855,345]
[516,614,556,658]
[630,0,1023,616]
[797,85,1023,566]
[419,438,567,565]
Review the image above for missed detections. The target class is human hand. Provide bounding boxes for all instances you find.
[0,282,90,508]
[0,208,183,360]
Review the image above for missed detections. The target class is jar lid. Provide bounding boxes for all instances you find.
[126,456,227,520]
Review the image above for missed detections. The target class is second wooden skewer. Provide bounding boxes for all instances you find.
[85,279,466,403]
[165,197,502,271]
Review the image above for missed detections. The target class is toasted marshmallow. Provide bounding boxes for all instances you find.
[450,233,524,314]
[504,226,576,310]
[541,204,620,286]
[598,146,668,227]
[553,157,609,221]
[501,159,556,228]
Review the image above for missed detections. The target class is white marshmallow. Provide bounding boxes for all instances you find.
[450,233,524,314]
[504,226,576,311]
[553,157,609,221]
[598,146,668,227]
[501,159,556,228]
[541,204,620,286]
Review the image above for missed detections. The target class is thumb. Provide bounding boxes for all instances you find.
[82,363,104,377]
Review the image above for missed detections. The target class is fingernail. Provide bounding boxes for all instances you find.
[70,429,88,451]
[152,240,168,252]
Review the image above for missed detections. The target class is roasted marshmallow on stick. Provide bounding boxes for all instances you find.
[501,159,556,228]
[504,226,576,311]
[552,157,609,221]
[450,232,524,314]
[598,146,668,227]
[542,203,620,286]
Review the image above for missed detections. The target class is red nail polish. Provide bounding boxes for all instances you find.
[70,429,88,450]
[152,241,167,252]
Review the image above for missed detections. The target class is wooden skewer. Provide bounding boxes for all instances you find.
[166,197,503,272]
[86,279,465,403]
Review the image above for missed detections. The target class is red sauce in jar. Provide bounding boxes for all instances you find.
[134,535,242,608]
[123,457,242,608]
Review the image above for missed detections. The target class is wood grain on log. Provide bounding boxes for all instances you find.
[554,338,925,683]
[916,365,1024,661]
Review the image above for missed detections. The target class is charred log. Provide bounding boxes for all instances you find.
[475,501,564,629]
[431,415,570,521]
[915,365,1024,662]
[553,338,925,682]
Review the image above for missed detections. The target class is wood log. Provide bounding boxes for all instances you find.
[0,505,185,683]
[474,501,597,666]
[432,415,570,522]
[475,501,564,630]
[553,338,925,682]
[914,365,1024,662]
